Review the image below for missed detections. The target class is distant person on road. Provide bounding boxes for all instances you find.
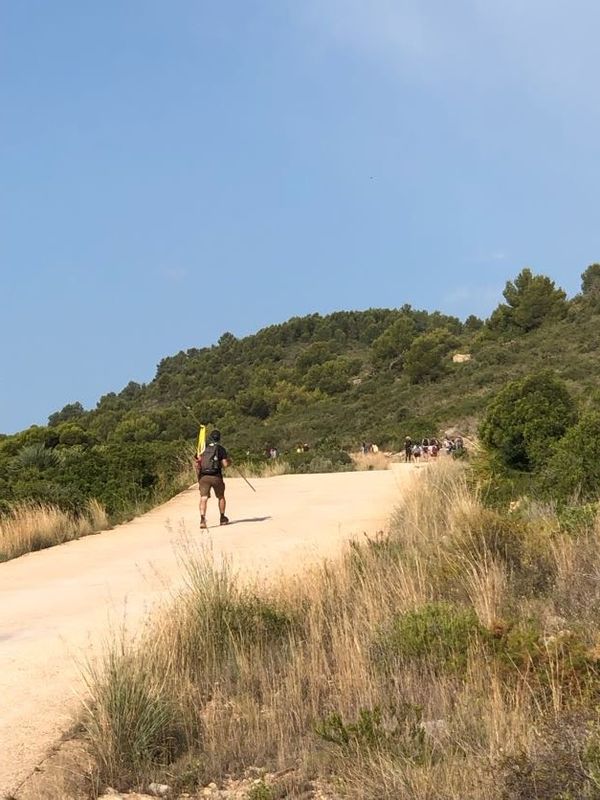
[404,437,413,462]
[194,429,232,530]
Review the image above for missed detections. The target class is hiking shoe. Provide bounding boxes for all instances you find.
[220,514,229,526]
[200,516,208,530]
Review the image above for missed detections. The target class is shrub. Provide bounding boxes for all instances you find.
[542,412,600,501]
[558,502,599,535]
[247,781,274,800]
[373,602,485,672]
[479,371,577,471]
[12,443,60,470]
[112,415,161,443]
[56,423,91,446]
[315,705,427,761]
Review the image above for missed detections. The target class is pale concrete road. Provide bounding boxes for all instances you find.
[0,466,412,797]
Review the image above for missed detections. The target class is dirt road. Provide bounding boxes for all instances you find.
[0,466,412,797]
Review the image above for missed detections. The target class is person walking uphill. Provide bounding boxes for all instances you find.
[194,429,232,529]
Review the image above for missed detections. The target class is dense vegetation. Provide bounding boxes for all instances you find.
[2,265,600,521]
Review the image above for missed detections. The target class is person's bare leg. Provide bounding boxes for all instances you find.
[219,495,228,524]
[200,495,208,528]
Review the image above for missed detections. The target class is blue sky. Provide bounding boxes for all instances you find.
[2,1,600,434]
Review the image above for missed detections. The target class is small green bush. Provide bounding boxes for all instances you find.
[315,705,427,761]
[12,443,60,470]
[196,593,295,654]
[373,602,485,672]
[558,503,598,536]
[495,619,543,670]
[491,621,596,690]
[246,780,274,800]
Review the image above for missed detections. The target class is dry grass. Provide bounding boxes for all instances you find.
[351,452,391,471]
[0,499,108,562]
[83,461,600,798]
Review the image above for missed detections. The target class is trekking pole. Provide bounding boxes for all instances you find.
[233,465,256,493]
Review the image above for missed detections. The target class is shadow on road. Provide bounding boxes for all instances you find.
[227,516,271,526]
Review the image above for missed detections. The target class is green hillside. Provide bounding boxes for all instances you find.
[2,266,599,520]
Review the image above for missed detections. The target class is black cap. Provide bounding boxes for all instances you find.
[209,429,221,442]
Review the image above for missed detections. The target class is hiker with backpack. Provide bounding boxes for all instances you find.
[194,429,232,529]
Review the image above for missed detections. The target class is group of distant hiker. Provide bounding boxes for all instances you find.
[403,435,464,462]
[360,442,380,454]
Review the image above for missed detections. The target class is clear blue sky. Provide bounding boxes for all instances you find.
[2,1,600,434]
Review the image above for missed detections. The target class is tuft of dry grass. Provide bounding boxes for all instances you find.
[351,452,390,471]
[83,460,600,798]
[0,499,108,562]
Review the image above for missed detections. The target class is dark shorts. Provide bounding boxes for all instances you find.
[198,474,225,499]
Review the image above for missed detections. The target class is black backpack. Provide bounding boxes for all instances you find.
[200,442,221,475]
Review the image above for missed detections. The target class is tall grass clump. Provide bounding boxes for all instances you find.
[0,499,108,562]
[84,460,600,798]
[83,640,188,789]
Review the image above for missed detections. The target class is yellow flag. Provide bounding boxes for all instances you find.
[196,424,206,457]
